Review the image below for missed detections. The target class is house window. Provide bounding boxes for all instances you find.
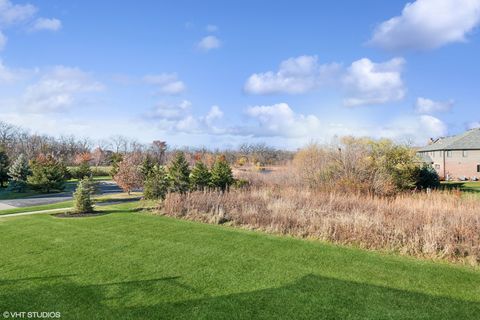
[463,150,468,157]
[477,164,480,173]
[447,151,452,157]
[435,164,440,170]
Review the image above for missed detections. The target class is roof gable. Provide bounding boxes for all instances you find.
[418,128,480,151]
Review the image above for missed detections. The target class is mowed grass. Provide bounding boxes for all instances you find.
[0,204,479,319]
[441,181,480,195]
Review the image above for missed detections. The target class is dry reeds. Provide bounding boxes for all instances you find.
[161,186,480,264]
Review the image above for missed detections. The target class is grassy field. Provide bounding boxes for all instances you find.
[0,203,479,319]
[441,181,480,194]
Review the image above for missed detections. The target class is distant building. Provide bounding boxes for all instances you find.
[417,128,480,181]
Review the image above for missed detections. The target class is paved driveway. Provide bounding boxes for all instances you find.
[0,181,123,208]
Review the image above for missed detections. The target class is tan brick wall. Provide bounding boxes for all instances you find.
[424,150,480,180]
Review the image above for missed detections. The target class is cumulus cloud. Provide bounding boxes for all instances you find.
[143,73,186,95]
[244,55,340,94]
[22,66,104,113]
[31,17,62,31]
[342,57,406,107]
[369,0,480,51]
[230,102,445,146]
[240,103,322,138]
[197,35,221,51]
[415,97,453,114]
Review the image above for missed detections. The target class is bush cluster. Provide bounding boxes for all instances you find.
[293,137,440,195]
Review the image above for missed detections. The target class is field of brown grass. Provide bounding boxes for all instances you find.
[160,168,480,265]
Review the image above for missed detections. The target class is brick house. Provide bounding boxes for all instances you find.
[417,128,480,181]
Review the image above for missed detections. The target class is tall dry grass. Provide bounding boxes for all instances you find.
[160,177,480,265]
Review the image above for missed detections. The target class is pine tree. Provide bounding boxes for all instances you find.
[8,154,30,192]
[28,154,67,193]
[189,161,211,191]
[0,147,10,188]
[144,165,169,200]
[167,151,190,193]
[140,155,155,178]
[73,177,94,213]
[210,156,234,192]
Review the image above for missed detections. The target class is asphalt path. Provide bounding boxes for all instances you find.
[0,181,122,208]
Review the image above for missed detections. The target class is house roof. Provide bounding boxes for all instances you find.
[418,128,480,152]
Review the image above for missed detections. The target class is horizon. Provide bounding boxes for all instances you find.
[1,0,480,149]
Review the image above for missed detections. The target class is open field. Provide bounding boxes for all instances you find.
[0,203,479,319]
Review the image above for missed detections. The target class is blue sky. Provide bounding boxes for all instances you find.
[0,0,480,149]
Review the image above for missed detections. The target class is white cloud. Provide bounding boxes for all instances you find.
[0,1,61,50]
[377,115,447,144]
[0,0,36,26]
[146,101,225,134]
[22,66,104,113]
[197,35,221,51]
[241,103,322,138]
[415,97,453,114]
[31,17,61,31]
[342,57,406,107]
[206,24,218,32]
[0,59,22,82]
[231,102,446,146]
[149,100,191,120]
[244,55,340,94]
[143,73,186,95]
[468,121,480,129]
[369,0,480,51]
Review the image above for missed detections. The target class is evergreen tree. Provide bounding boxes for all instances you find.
[167,151,190,193]
[140,155,155,178]
[76,161,92,179]
[210,156,234,192]
[0,147,10,188]
[73,177,94,213]
[109,153,123,177]
[28,154,67,193]
[189,161,211,191]
[8,154,30,192]
[144,165,169,200]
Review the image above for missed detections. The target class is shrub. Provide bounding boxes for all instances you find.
[28,154,67,193]
[210,156,234,192]
[7,154,30,192]
[73,177,94,213]
[144,165,169,200]
[415,164,440,189]
[189,161,211,191]
[91,166,111,177]
[0,147,9,188]
[167,151,190,193]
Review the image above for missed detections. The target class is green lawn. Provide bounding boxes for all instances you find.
[441,181,480,196]
[0,200,73,215]
[0,194,140,215]
[0,203,479,319]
